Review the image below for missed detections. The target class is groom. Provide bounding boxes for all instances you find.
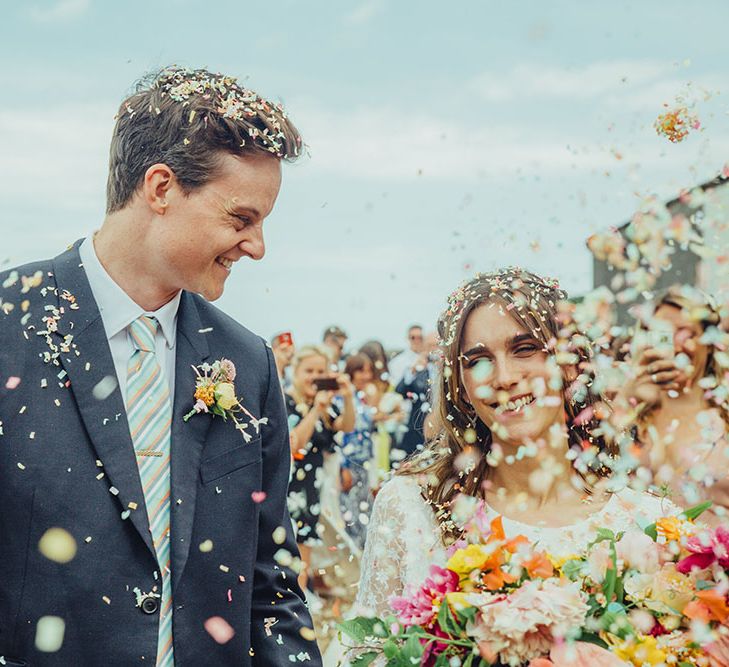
[0,67,321,665]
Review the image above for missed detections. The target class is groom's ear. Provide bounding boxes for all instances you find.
[142,163,176,215]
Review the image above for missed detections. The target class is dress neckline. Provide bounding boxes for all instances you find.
[484,492,620,532]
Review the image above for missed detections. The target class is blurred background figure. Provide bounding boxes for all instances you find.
[322,325,348,371]
[271,330,295,391]
[359,339,405,483]
[614,285,729,524]
[387,323,424,386]
[284,345,355,592]
[393,331,439,463]
[338,353,376,549]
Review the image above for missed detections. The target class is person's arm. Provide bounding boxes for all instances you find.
[289,396,325,458]
[250,345,322,664]
[333,375,356,432]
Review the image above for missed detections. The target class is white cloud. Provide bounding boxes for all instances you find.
[296,106,594,181]
[469,60,676,103]
[29,0,90,22]
[0,104,111,209]
[344,0,384,25]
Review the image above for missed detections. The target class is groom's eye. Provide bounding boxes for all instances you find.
[234,215,251,228]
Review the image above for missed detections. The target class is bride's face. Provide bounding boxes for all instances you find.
[459,303,566,448]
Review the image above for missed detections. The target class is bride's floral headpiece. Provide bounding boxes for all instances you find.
[439,267,566,347]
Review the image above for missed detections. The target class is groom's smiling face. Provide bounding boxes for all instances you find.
[154,151,282,301]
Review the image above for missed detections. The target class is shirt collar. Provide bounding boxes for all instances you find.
[79,235,181,348]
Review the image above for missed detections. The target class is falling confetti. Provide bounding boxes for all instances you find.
[38,527,77,564]
[35,616,65,652]
[654,105,700,143]
[204,616,235,644]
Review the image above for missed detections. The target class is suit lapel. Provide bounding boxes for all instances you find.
[169,292,211,589]
[52,242,155,557]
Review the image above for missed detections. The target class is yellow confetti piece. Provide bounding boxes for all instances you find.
[39,527,77,564]
[35,616,65,652]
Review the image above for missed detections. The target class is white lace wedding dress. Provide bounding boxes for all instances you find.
[355,474,680,618]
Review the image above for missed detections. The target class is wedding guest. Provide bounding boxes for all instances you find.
[338,353,377,549]
[614,285,729,524]
[271,330,295,390]
[359,340,405,480]
[286,345,355,590]
[355,269,680,622]
[387,324,424,386]
[394,332,439,461]
[322,325,348,370]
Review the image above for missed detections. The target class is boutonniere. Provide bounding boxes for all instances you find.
[183,358,267,442]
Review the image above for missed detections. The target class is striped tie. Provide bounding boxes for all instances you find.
[127,316,174,666]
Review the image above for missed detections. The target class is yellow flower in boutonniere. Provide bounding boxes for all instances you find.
[184,358,267,442]
[215,382,237,410]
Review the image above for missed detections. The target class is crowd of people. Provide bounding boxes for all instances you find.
[268,276,729,662]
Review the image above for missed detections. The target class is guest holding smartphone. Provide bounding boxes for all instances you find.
[285,345,355,590]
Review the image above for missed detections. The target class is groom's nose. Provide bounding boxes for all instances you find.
[240,227,265,260]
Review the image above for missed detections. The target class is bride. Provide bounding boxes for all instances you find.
[355,268,681,620]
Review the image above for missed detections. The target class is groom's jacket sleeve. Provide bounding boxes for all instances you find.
[250,344,322,664]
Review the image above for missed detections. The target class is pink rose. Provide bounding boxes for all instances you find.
[389,565,459,627]
[616,530,660,574]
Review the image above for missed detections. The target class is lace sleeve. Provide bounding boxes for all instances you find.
[354,475,442,617]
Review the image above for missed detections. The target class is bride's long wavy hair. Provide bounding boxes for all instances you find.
[398,268,614,539]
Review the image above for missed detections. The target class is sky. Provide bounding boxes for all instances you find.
[1,0,728,351]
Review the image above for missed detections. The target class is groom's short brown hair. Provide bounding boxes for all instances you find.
[106,66,303,213]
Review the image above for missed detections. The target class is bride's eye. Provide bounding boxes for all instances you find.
[464,356,488,369]
[513,343,539,356]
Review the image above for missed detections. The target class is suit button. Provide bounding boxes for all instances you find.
[140,595,159,615]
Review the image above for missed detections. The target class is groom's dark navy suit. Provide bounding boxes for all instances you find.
[0,241,321,665]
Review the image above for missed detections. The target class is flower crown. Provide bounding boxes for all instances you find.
[439,267,566,346]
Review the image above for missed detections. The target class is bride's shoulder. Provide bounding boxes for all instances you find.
[611,485,682,522]
[375,474,428,507]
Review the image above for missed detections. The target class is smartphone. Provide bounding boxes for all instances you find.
[313,377,339,392]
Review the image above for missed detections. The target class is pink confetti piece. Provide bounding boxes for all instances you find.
[251,491,266,503]
[204,616,235,644]
[573,405,594,426]
[5,376,21,390]
[227,588,232,603]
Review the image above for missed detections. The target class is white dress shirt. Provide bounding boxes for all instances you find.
[387,348,419,387]
[79,236,181,407]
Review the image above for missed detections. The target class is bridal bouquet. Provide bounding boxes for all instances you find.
[341,499,728,666]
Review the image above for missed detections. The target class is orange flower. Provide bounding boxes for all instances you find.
[523,551,554,579]
[684,589,729,624]
[194,383,216,407]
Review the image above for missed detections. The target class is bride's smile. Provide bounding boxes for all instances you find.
[460,302,566,447]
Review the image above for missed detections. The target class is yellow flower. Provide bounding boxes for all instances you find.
[444,591,472,612]
[655,516,692,542]
[214,382,238,410]
[611,634,667,666]
[194,383,216,407]
[645,564,695,614]
[446,544,493,577]
[548,553,580,575]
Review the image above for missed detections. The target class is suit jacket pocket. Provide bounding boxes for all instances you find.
[200,439,262,484]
